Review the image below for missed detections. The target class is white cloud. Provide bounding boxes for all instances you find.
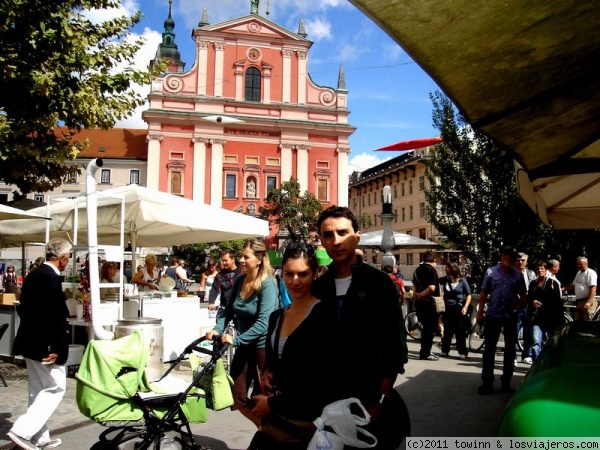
[348,152,390,173]
[84,0,138,23]
[304,17,332,41]
[116,27,163,128]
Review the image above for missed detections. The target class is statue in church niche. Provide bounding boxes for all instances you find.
[247,178,256,197]
[250,0,259,14]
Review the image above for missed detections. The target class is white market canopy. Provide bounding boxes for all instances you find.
[0,184,269,247]
[349,0,600,229]
[0,204,50,221]
[357,229,440,251]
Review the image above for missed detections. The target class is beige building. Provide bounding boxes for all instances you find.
[348,146,443,274]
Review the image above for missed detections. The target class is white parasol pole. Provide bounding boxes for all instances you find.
[86,158,114,340]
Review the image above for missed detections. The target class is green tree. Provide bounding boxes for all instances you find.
[0,0,157,196]
[424,92,552,282]
[172,240,245,275]
[358,212,373,230]
[260,178,323,242]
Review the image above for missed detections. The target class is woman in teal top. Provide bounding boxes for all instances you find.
[207,239,278,428]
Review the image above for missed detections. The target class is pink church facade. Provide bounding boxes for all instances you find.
[142,5,355,242]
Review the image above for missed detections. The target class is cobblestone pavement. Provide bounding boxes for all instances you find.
[0,339,528,449]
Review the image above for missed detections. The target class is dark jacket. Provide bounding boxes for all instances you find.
[312,262,407,405]
[12,263,70,364]
[265,302,337,420]
[527,277,564,332]
[208,265,242,306]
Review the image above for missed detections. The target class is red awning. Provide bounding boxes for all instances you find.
[375,137,443,151]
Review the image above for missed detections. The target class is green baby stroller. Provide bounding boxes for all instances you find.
[76,331,229,449]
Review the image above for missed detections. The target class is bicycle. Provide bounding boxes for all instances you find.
[469,311,572,353]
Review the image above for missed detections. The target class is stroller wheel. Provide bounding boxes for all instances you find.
[91,442,119,450]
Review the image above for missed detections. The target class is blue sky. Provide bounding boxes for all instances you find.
[101,0,442,173]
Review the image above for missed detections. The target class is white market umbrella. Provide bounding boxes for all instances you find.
[357,229,440,251]
[0,204,50,221]
[0,184,269,247]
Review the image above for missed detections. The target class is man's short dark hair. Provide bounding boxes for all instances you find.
[383,265,394,274]
[221,249,236,260]
[422,251,436,263]
[317,206,359,234]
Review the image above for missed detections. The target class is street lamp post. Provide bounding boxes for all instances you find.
[380,185,396,268]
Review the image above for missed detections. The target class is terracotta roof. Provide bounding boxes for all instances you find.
[56,127,148,160]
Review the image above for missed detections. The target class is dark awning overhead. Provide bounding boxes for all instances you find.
[350,0,600,229]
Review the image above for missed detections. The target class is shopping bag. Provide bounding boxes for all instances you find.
[433,296,445,313]
[307,397,377,450]
[189,353,234,410]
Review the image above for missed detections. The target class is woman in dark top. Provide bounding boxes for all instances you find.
[251,242,334,448]
[526,260,563,361]
[439,262,472,359]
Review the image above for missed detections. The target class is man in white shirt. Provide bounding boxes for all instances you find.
[547,259,561,289]
[564,257,597,321]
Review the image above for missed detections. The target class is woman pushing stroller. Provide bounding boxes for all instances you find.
[206,239,279,428]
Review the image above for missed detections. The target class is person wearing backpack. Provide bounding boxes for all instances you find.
[383,264,406,306]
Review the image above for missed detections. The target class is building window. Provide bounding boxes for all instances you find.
[100,169,111,184]
[34,194,44,202]
[401,183,405,196]
[353,198,357,209]
[419,202,425,218]
[66,172,78,184]
[394,209,398,223]
[374,192,377,204]
[419,176,425,191]
[419,228,427,239]
[362,195,365,207]
[267,176,277,194]
[409,205,414,220]
[407,253,413,265]
[225,174,237,198]
[317,179,328,202]
[406,230,413,236]
[245,67,261,102]
[409,180,413,195]
[394,186,397,198]
[401,207,405,222]
[130,169,140,185]
[368,194,371,206]
[0,193,8,204]
[170,171,182,195]
[404,172,408,180]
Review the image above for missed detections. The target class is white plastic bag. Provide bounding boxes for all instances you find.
[307,398,377,450]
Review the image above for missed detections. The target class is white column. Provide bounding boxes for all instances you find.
[146,134,163,190]
[296,144,310,194]
[210,139,226,207]
[336,146,351,207]
[279,143,293,183]
[192,137,209,203]
[196,40,209,96]
[234,62,244,100]
[297,50,307,104]
[263,64,272,104]
[214,42,225,98]
[281,49,292,103]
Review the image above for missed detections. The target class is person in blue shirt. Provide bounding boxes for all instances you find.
[207,239,279,428]
[476,246,528,395]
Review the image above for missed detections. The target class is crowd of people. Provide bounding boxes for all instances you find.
[5,204,597,449]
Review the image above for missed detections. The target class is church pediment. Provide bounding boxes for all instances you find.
[198,15,309,43]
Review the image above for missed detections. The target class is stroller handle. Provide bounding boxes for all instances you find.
[160,336,230,381]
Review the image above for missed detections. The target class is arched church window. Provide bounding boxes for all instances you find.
[245,67,261,102]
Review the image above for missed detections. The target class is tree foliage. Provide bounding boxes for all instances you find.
[0,0,158,196]
[424,92,553,282]
[260,178,323,242]
[172,240,246,275]
[358,212,373,230]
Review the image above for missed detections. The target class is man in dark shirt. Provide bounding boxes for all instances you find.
[312,206,408,449]
[412,251,440,361]
[208,249,242,311]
